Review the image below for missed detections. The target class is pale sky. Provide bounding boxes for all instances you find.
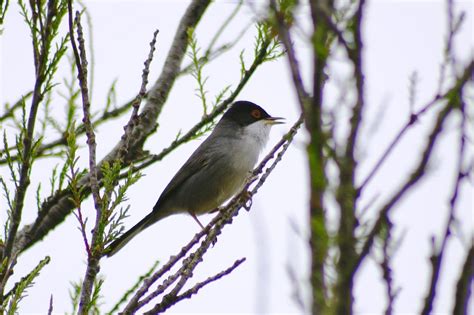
[1,0,473,314]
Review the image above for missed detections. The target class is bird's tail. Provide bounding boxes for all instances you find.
[105,211,157,257]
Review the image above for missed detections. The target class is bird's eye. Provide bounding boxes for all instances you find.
[251,109,261,119]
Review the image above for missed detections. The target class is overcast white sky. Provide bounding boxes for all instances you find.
[1,0,473,314]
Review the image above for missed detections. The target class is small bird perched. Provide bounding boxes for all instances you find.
[106,100,283,257]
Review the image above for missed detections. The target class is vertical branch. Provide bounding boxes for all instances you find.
[333,0,365,313]
[269,0,331,312]
[118,29,159,162]
[67,6,100,214]
[67,2,101,313]
[268,0,329,312]
[67,1,161,311]
[308,1,332,313]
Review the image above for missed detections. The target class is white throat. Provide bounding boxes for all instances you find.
[241,120,271,152]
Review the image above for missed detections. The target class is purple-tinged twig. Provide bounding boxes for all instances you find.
[380,215,400,315]
[47,295,53,315]
[68,8,101,213]
[118,29,159,162]
[420,95,469,315]
[145,258,246,314]
[68,3,102,313]
[353,60,473,275]
[357,95,439,197]
[73,205,91,257]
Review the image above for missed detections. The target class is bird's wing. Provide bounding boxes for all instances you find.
[152,140,215,211]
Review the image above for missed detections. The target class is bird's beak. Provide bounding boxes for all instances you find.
[264,116,285,125]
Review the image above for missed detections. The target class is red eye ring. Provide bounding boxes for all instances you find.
[251,109,261,119]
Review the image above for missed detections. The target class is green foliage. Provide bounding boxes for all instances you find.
[66,122,87,208]
[254,22,283,63]
[101,162,141,247]
[68,281,81,315]
[88,277,104,314]
[0,96,29,237]
[104,79,118,114]
[18,0,69,96]
[312,26,330,60]
[238,21,283,81]
[1,134,15,210]
[0,0,8,32]
[3,256,50,314]
[187,27,210,116]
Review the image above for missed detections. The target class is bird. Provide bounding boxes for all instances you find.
[105,100,283,257]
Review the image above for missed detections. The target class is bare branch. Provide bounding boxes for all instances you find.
[333,1,366,313]
[420,80,470,315]
[354,60,473,274]
[67,3,103,312]
[145,258,246,314]
[118,29,159,162]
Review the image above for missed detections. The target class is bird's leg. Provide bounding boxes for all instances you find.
[191,212,217,246]
[246,172,259,185]
[209,206,224,214]
[190,212,205,230]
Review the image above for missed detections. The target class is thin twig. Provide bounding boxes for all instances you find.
[145,258,246,314]
[73,205,91,257]
[357,94,441,196]
[68,4,102,313]
[353,61,473,274]
[420,91,469,315]
[380,215,398,315]
[47,295,53,315]
[118,29,159,162]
